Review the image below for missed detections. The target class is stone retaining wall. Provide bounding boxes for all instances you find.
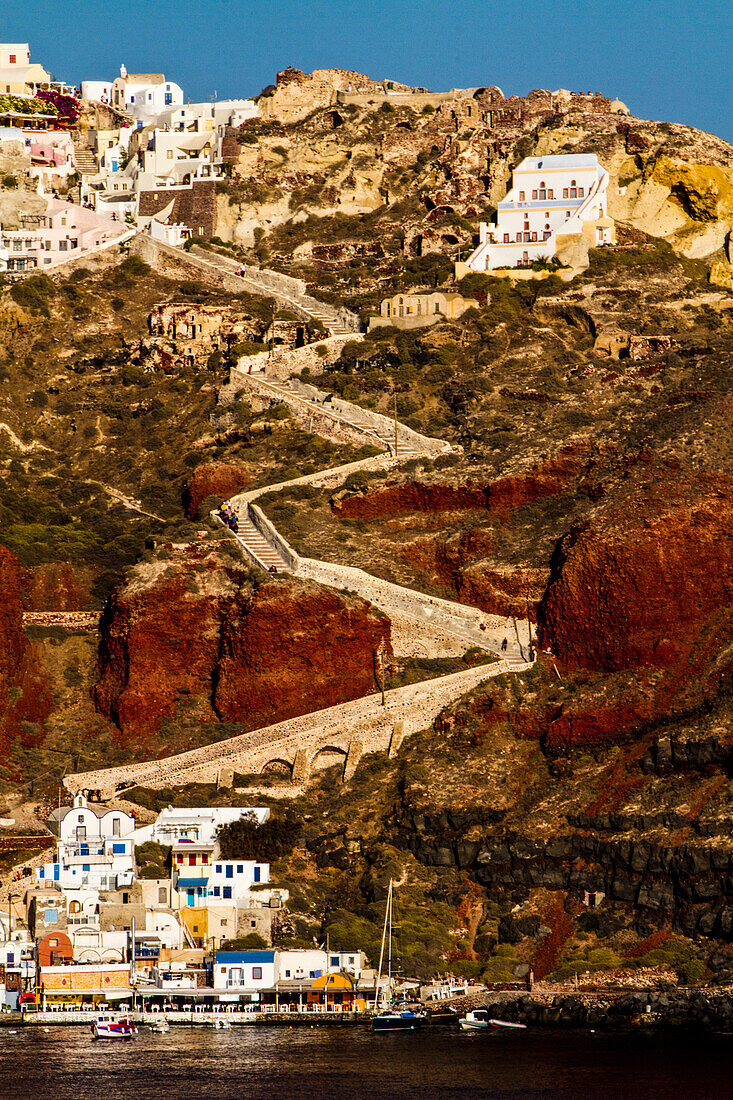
[65,660,525,796]
[234,334,361,381]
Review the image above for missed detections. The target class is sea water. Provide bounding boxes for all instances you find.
[0,1024,730,1099]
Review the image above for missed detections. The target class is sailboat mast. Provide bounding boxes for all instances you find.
[387,879,393,999]
[374,877,392,1010]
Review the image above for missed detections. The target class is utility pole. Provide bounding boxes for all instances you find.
[393,392,398,459]
[525,594,534,661]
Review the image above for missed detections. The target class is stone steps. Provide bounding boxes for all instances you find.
[237,516,286,570]
[73,148,98,174]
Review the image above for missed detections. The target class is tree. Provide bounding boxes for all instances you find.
[217,810,301,862]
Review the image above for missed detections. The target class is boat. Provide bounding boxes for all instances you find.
[489,1018,527,1030]
[373,1001,426,1031]
[212,1016,232,1030]
[149,1017,170,1034]
[91,1012,138,1040]
[460,1008,490,1031]
[371,879,426,1032]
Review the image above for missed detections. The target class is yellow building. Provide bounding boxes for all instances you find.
[369,290,478,332]
[39,963,131,1005]
[0,44,50,95]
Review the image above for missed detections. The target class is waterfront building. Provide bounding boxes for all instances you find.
[459,153,614,272]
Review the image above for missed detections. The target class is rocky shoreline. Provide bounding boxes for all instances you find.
[486,986,733,1030]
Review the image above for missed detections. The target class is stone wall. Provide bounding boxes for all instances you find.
[233,334,361,382]
[65,659,526,795]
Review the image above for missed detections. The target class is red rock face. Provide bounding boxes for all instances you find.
[25,562,96,611]
[539,470,733,673]
[334,447,587,521]
[183,463,250,520]
[0,547,53,759]
[0,547,29,727]
[94,547,392,744]
[215,582,391,727]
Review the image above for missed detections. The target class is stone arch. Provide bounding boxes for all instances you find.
[260,758,293,778]
[311,745,348,772]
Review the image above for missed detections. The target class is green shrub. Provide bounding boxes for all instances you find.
[217,810,301,861]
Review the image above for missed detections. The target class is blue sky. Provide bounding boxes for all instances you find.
[3,0,732,142]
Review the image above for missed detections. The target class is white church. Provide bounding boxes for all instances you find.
[459,153,615,273]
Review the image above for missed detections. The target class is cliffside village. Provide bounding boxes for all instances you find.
[0,791,384,1016]
[0,42,618,299]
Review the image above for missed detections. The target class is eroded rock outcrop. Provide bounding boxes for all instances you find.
[0,547,52,758]
[183,462,250,520]
[539,468,733,673]
[94,542,391,744]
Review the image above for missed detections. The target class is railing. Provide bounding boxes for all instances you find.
[248,503,299,571]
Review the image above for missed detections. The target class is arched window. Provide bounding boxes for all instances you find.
[69,900,81,914]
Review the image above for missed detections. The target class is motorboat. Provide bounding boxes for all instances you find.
[149,1017,170,1034]
[91,1012,138,1040]
[373,1001,426,1032]
[490,1017,527,1030]
[212,1016,232,1030]
[459,1008,490,1031]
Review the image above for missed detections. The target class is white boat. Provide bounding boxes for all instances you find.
[91,1012,137,1040]
[490,1017,527,1030]
[459,1008,490,1031]
[212,1016,232,1030]
[149,1017,170,1034]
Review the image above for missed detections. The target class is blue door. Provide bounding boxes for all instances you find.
[187,890,195,906]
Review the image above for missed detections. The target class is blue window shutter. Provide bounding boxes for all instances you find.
[213,887,220,897]
[254,866,261,883]
[236,865,243,874]
[223,886,232,900]
[225,866,233,879]
[82,864,90,871]
[215,865,222,874]
[112,843,125,854]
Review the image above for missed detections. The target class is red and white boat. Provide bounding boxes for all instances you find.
[91,1012,138,1040]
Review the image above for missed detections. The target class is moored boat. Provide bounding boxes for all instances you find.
[459,1008,490,1031]
[149,1017,170,1034]
[489,1017,527,1030]
[212,1016,232,1030]
[373,1001,426,1032]
[91,1012,137,1040]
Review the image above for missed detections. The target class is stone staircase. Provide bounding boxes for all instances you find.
[73,146,98,175]
[234,512,287,571]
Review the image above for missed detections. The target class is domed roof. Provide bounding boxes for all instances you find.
[611,99,630,114]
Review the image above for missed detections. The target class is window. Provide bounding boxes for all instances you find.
[547,189,554,199]
[76,825,86,841]
[539,189,546,200]
[236,865,243,874]
[215,865,222,874]
[503,233,509,243]
[562,188,568,199]
[188,855,196,866]
[252,967,262,980]
[223,886,232,900]
[82,864,90,872]
[165,93,173,106]
[516,232,522,242]
[518,190,525,201]
[253,866,261,883]
[158,887,167,904]
[122,892,129,904]
[69,901,81,914]
[531,232,537,241]
[201,854,208,865]
[112,819,120,836]
[9,55,16,64]
[112,843,125,854]
[578,187,584,198]
[285,969,291,978]
[221,919,228,928]
[225,865,233,879]
[59,240,68,251]
[167,149,174,159]
[177,854,184,865]
[524,233,531,242]
[531,189,537,200]
[330,956,339,967]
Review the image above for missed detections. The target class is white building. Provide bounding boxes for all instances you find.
[36,792,136,891]
[81,80,113,104]
[173,859,270,909]
[0,197,130,274]
[111,65,183,125]
[214,950,277,996]
[136,805,270,851]
[461,153,614,272]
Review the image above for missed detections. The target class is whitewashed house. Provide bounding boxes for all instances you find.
[135,806,269,853]
[36,792,136,890]
[0,197,130,273]
[461,153,614,272]
[213,950,277,997]
[111,65,183,124]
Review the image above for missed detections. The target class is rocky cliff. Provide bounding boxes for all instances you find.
[93,540,391,745]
